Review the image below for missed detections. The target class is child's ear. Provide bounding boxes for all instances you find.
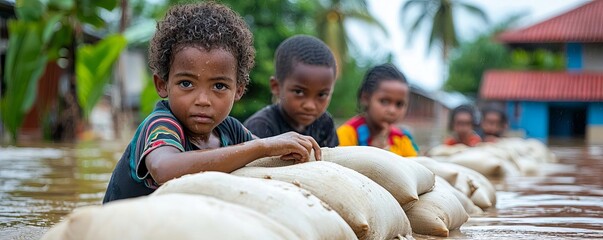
[360,92,369,108]
[153,75,168,98]
[234,84,245,101]
[269,76,280,96]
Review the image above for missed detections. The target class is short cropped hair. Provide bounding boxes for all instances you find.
[274,35,336,82]
[149,2,255,88]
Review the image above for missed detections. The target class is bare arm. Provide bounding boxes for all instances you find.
[145,132,321,184]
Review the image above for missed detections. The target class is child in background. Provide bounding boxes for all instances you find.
[444,105,482,146]
[244,35,339,147]
[103,3,320,203]
[337,64,419,157]
[479,107,508,142]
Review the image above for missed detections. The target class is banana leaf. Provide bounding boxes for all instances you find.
[76,34,127,118]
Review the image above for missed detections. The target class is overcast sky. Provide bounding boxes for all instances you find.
[347,0,591,91]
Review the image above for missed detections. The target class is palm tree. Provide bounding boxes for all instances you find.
[401,0,488,60]
[315,0,387,72]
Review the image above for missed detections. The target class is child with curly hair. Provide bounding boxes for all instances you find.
[103,2,320,203]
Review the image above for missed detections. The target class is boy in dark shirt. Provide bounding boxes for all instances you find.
[244,35,339,147]
[103,3,320,203]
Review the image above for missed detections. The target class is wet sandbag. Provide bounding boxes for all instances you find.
[232,161,412,240]
[41,194,300,240]
[441,162,497,209]
[152,172,356,240]
[412,156,459,185]
[435,176,483,215]
[320,146,435,210]
[249,146,435,211]
[446,148,519,177]
[405,177,469,237]
[427,144,468,157]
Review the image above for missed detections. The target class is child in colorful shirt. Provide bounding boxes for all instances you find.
[444,105,482,147]
[337,64,419,157]
[103,3,320,203]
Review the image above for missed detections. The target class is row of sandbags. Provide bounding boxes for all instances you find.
[427,138,557,178]
[42,146,496,240]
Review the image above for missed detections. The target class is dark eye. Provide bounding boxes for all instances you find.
[318,92,330,98]
[380,99,390,105]
[293,89,303,96]
[178,81,192,88]
[396,101,405,108]
[214,83,227,90]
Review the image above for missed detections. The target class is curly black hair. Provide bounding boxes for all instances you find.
[274,35,336,82]
[357,63,408,109]
[149,2,255,88]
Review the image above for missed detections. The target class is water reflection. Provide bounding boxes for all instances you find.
[0,141,121,238]
[0,141,602,239]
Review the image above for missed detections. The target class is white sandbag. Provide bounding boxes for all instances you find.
[446,148,522,177]
[249,146,435,211]
[319,146,435,210]
[41,194,301,240]
[152,172,356,240]
[405,178,469,237]
[232,161,411,240]
[412,156,459,185]
[441,162,497,209]
[427,144,468,157]
[435,177,483,215]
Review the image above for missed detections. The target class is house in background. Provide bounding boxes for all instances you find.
[480,0,603,144]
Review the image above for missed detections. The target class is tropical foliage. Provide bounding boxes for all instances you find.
[2,0,123,141]
[400,0,488,59]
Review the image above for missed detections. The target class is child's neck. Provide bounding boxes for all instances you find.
[363,114,385,135]
[188,131,220,150]
[279,106,307,132]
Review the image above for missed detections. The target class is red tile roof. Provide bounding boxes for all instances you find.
[497,1,603,43]
[480,70,603,101]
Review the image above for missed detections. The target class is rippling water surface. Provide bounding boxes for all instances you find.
[0,140,602,239]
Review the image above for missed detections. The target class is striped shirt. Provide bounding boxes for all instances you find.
[103,100,253,203]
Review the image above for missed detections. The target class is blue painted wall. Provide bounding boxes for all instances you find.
[518,101,549,141]
[566,42,583,71]
[588,102,603,125]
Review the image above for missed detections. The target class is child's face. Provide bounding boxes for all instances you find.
[453,112,474,137]
[481,112,505,136]
[271,63,335,130]
[363,80,409,128]
[154,46,242,138]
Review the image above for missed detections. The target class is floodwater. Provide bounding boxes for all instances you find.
[0,139,602,239]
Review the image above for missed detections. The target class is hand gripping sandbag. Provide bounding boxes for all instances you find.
[232,161,412,240]
[152,172,356,240]
[405,178,469,237]
[41,194,301,240]
[412,156,459,185]
[440,162,497,209]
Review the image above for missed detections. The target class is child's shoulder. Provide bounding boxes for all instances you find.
[341,115,366,127]
[244,104,280,126]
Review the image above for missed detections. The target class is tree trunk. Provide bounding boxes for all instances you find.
[112,0,129,140]
[51,34,80,142]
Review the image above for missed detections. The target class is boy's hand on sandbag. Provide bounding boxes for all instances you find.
[260,132,321,163]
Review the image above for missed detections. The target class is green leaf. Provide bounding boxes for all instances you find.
[48,0,74,11]
[1,20,49,141]
[77,11,106,28]
[95,0,119,11]
[76,34,127,118]
[15,0,45,21]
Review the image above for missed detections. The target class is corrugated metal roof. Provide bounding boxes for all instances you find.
[497,1,603,43]
[480,70,603,101]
